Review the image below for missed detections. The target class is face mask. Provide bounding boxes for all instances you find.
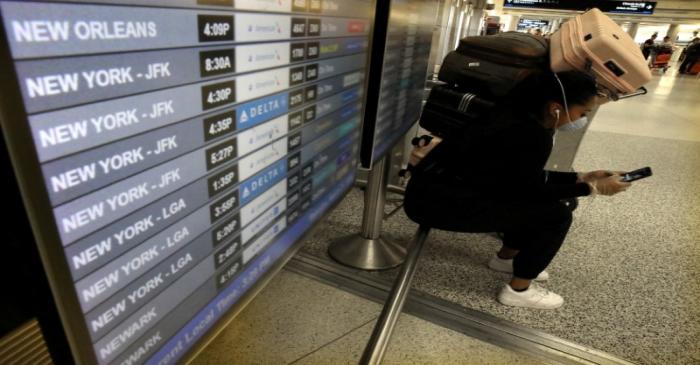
[558,116,589,132]
[552,73,590,133]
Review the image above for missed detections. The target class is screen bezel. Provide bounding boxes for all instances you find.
[0,1,377,363]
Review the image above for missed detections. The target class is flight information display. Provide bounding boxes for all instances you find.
[360,0,435,168]
[517,19,550,31]
[0,1,372,364]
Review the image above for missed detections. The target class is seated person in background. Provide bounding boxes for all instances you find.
[679,38,700,74]
[657,36,675,52]
[403,71,630,310]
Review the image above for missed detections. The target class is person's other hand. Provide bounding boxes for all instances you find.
[578,170,614,183]
[590,175,631,196]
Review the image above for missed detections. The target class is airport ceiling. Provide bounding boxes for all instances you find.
[501,0,700,24]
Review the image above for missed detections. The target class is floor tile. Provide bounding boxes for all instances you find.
[293,313,545,365]
[190,270,381,365]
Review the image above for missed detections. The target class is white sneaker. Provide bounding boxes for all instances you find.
[488,255,550,281]
[497,283,564,309]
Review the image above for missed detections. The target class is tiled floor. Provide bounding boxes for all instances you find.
[191,270,543,365]
[589,70,700,142]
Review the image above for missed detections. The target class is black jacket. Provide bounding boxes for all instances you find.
[685,43,700,58]
[408,111,592,203]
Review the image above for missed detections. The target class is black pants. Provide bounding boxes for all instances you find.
[404,178,573,280]
[679,56,698,73]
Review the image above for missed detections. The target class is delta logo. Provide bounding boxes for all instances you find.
[238,93,287,127]
[242,99,284,123]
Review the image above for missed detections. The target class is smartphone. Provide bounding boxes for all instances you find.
[620,167,652,182]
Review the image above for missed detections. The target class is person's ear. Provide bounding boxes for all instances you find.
[548,103,563,119]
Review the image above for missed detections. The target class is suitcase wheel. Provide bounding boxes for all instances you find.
[411,135,433,147]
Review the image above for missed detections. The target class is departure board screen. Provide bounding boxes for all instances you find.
[0,1,373,364]
[517,19,550,31]
[359,0,434,168]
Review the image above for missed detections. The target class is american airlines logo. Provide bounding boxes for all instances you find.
[248,75,281,91]
[248,49,282,63]
[247,22,283,34]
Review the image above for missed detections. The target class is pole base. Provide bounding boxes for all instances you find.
[328,234,407,270]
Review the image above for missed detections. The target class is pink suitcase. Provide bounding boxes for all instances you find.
[550,8,651,99]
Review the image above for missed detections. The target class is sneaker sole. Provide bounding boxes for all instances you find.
[497,296,563,310]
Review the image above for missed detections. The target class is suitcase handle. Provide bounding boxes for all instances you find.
[615,87,648,101]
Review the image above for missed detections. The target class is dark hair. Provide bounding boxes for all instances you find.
[502,70,598,118]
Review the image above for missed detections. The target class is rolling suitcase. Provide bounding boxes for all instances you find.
[419,85,495,137]
[689,61,700,75]
[438,32,549,98]
[550,8,651,99]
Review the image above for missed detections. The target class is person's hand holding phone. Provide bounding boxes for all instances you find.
[619,167,653,182]
[578,170,615,183]
[591,174,631,195]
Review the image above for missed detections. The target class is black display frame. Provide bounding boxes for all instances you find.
[0,1,379,364]
[359,0,392,169]
[359,0,436,169]
[0,15,94,363]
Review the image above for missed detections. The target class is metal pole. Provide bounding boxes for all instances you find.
[360,226,430,365]
[362,157,390,237]
[627,22,640,40]
[328,156,407,270]
[355,179,406,195]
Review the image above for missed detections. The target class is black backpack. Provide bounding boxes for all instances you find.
[419,32,550,138]
[438,32,550,98]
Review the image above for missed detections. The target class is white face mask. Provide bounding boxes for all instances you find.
[558,115,589,132]
[551,109,588,148]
